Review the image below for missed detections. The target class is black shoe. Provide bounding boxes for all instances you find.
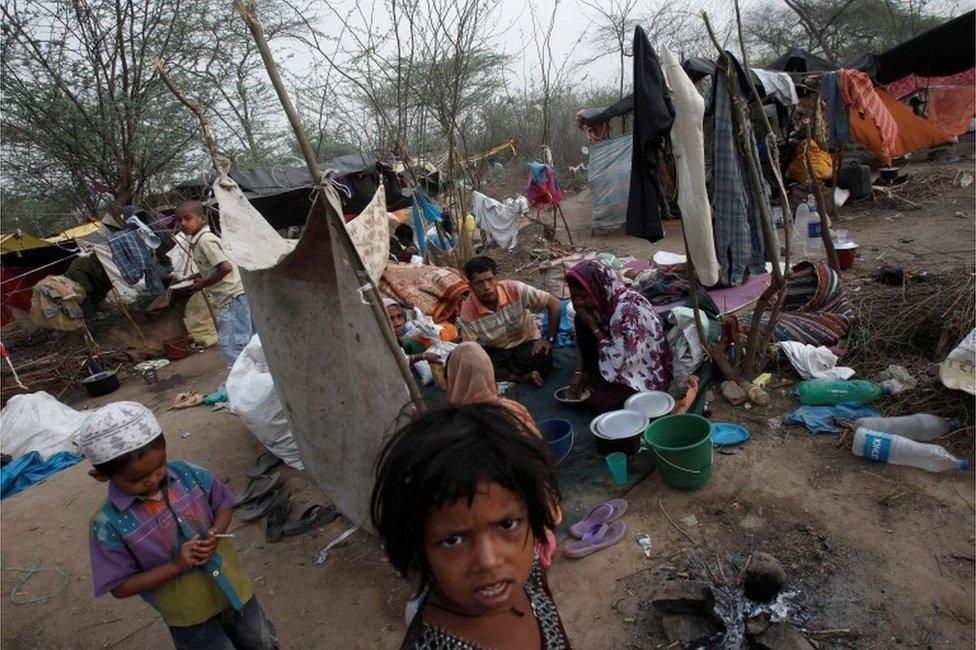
[265,492,292,543]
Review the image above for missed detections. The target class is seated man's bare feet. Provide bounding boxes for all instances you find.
[672,375,700,414]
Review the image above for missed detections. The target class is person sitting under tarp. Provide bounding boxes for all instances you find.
[458,256,561,387]
[391,223,420,263]
[566,260,672,413]
[384,297,457,362]
[64,253,112,320]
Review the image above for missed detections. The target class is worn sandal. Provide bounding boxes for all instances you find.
[569,499,628,538]
[562,521,626,559]
[240,487,287,522]
[233,472,283,507]
[265,493,293,542]
[283,505,339,536]
[245,452,282,478]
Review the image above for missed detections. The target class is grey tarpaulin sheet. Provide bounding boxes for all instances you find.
[588,135,632,232]
[216,174,411,530]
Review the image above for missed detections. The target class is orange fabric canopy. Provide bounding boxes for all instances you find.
[848,86,954,163]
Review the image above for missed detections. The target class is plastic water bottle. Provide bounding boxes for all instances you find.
[792,201,811,257]
[853,428,970,472]
[804,195,824,259]
[853,414,959,442]
[797,379,885,405]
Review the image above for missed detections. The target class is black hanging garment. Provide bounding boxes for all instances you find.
[625,26,675,243]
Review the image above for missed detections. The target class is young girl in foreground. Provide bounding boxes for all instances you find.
[371,403,571,649]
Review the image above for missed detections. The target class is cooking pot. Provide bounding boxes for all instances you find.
[590,409,648,456]
[81,370,120,397]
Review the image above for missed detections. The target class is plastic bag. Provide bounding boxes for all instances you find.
[940,328,975,395]
[226,335,305,469]
[0,391,87,460]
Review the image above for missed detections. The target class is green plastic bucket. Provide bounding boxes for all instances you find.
[643,414,713,490]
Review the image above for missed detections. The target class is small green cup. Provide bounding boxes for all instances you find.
[605,452,628,485]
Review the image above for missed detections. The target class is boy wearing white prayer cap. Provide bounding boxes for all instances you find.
[81,401,276,649]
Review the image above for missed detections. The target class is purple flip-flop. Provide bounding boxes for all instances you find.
[569,498,628,538]
[562,521,627,559]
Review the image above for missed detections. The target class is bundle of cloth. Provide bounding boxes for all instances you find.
[747,260,856,348]
[379,262,470,324]
[524,161,564,210]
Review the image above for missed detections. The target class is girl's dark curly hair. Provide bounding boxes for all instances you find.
[370,402,560,590]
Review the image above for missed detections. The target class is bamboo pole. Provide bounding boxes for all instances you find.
[234,0,421,402]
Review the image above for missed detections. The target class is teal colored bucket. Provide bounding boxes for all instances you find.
[643,414,713,491]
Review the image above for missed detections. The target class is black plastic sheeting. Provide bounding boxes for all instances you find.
[844,11,975,84]
[174,153,443,230]
[766,47,838,73]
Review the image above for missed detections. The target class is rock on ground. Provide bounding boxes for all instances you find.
[743,551,788,603]
[651,579,716,614]
[661,613,723,645]
[721,380,748,406]
[750,622,815,650]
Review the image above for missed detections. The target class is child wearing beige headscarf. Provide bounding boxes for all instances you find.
[446,342,540,438]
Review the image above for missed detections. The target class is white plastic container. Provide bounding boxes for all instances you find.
[853,414,958,442]
[804,196,824,259]
[853,427,970,473]
[791,201,811,258]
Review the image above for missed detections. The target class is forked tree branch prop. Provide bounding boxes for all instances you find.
[731,0,792,376]
[702,11,788,378]
[233,0,422,403]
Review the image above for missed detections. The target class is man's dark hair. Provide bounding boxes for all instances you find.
[92,435,166,477]
[394,223,414,242]
[370,403,559,591]
[463,255,497,280]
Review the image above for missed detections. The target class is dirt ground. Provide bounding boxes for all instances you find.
[2,159,974,649]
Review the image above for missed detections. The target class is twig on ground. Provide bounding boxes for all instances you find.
[659,500,700,546]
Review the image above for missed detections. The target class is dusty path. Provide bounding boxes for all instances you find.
[1,160,974,649]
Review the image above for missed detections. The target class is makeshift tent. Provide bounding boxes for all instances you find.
[1,233,52,253]
[45,222,99,244]
[216,171,412,531]
[846,81,954,163]
[887,69,976,137]
[766,48,837,73]
[176,153,436,231]
[846,11,975,84]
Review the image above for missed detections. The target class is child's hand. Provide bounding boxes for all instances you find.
[176,537,201,571]
[193,530,220,566]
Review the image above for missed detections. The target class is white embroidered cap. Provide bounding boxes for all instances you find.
[78,401,162,465]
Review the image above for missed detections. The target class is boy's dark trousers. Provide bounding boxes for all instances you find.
[168,596,276,649]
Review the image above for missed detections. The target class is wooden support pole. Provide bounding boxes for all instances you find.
[804,140,842,273]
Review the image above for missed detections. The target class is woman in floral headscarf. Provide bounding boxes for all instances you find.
[567,259,672,413]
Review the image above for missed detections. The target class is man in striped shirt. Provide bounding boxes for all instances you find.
[458,256,562,386]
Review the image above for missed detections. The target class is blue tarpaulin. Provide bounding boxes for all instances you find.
[411,190,443,255]
[1,451,81,499]
[784,404,880,434]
